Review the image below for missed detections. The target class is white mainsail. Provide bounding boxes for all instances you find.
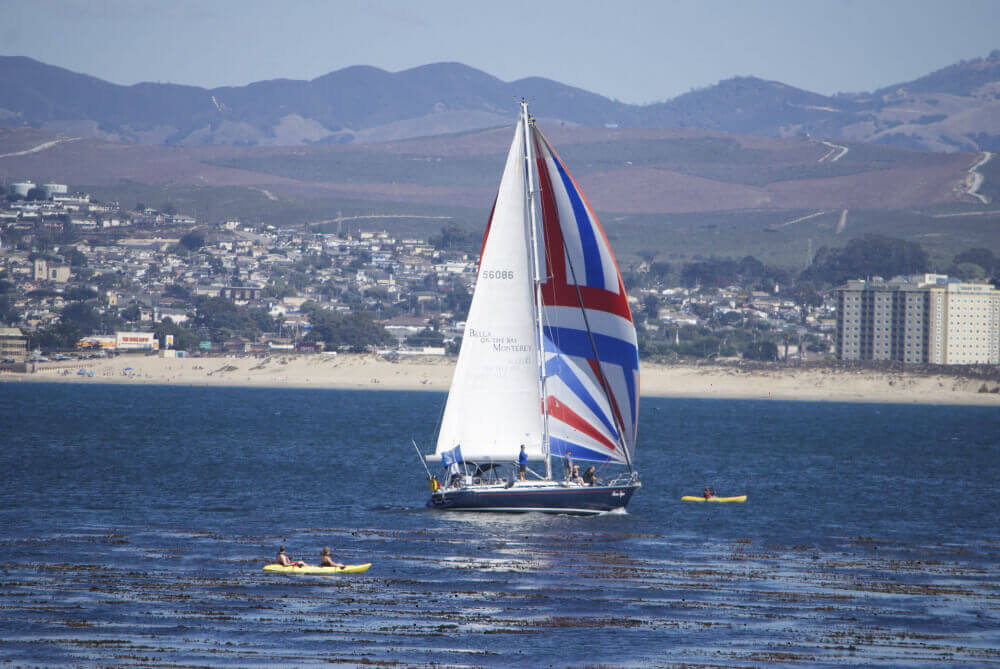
[434,121,545,462]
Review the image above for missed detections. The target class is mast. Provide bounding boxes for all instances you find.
[522,101,551,480]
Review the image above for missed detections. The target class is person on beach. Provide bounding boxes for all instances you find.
[703,487,714,499]
[319,546,344,568]
[276,545,306,567]
[518,444,528,481]
[582,466,600,486]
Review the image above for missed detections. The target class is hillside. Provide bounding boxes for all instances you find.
[2,52,1000,151]
[3,122,997,268]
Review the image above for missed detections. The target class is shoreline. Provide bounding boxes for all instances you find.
[4,354,1000,406]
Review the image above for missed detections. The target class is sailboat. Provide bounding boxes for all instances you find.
[421,102,640,514]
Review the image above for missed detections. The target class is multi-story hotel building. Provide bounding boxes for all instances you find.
[836,274,1000,365]
[0,327,28,361]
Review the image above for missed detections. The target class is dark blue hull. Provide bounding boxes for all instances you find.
[428,481,639,515]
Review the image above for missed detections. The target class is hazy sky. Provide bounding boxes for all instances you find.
[2,0,998,104]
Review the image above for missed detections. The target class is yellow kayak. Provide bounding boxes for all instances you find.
[263,563,371,575]
[682,495,747,503]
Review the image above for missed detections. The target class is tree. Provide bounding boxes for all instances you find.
[801,234,929,286]
[0,294,19,324]
[163,284,192,301]
[26,187,47,201]
[248,307,276,333]
[195,296,242,329]
[154,319,198,351]
[63,247,87,267]
[648,261,672,281]
[637,249,658,266]
[641,293,661,324]
[264,278,296,299]
[180,230,206,252]
[405,327,445,348]
[441,279,471,318]
[429,223,478,253]
[951,262,988,281]
[121,303,142,322]
[743,340,779,361]
[34,320,81,351]
[300,252,332,271]
[789,280,823,322]
[304,308,394,352]
[718,310,743,326]
[953,248,997,274]
[59,214,81,244]
[94,272,121,291]
[65,286,99,302]
[681,258,737,287]
[347,249,372,271]
[60,302,103,333]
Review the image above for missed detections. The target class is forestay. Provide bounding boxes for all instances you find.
[434,122,545,462]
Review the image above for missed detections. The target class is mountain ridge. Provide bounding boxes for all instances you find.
[1,53,999,151]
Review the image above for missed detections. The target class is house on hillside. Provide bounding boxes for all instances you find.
[33,259,70,283]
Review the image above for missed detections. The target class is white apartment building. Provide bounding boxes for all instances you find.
[837,274,1000,365]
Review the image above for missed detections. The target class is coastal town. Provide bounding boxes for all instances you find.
[1,180,998,380]
[0,180,845,364]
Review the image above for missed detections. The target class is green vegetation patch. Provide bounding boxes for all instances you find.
[555,137,768,171]
[207,152,505,188]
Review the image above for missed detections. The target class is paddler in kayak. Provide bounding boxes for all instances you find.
[276,545,306,567]
[319,546,344,568]
[703,487,715,500]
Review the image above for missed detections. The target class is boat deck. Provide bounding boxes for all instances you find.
[428,478,640,514]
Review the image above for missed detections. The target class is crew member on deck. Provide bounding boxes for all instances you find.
[564,451,574,481]
[518,444,528,480]
[703,487,714,499]
[448,461,462,488]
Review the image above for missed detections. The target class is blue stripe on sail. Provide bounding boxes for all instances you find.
[543,325,638,374]
[543,324,639,439]
[549,156,604,289]
[544,351,619,441]
[548,437,619,463]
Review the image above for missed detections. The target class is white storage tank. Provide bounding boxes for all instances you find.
[42,183,68,197]
[11,181,35,197]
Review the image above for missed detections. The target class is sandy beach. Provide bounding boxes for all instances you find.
[5,353,1000,406]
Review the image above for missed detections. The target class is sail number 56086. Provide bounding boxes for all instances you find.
[480,270,514,280]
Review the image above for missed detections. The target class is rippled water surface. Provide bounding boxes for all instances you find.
[2,383,999,666]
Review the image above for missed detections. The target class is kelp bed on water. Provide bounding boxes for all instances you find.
[1,526,998,666]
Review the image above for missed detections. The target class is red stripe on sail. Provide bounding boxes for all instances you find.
[546,395,618,452]
[588,357,626,438]
[533,132,568,290]
[537,131,636,325]
[476,195,498,271]
[532,129,633,322]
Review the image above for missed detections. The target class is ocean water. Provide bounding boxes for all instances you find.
[1,382,998,667]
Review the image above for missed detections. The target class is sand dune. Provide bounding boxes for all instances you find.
[6,353,999,406]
